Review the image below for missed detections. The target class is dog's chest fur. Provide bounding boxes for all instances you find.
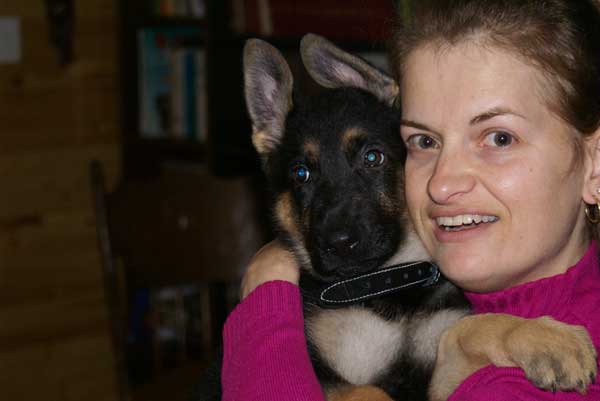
[303,282,470,388]
[307,307,406,384]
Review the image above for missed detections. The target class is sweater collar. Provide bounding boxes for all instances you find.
[465,241,600,320]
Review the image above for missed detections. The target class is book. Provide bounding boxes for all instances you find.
[150,284,214,365]
[168,48,185,138]
[151,286,187,369]
[183,50,198,141]
[166,48,207,142]
[195,50,208,143]
[137,26,203,139]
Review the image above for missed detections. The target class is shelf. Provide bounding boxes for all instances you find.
[133,16,208,29]
[126,138,206,163]
[129,137,206,154]
[123,137,260,177]
[119,0,390,180]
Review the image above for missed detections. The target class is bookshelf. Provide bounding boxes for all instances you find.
[113,0,401,397]
[118,0,255,178]
[117,0,397,179]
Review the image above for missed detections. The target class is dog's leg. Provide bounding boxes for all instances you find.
[428,314,597,401]
[327,385,394,401]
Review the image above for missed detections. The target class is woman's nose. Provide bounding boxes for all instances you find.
[427,151,476,204]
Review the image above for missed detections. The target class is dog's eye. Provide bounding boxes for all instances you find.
[364,149,385,168]
[291,165,311,184]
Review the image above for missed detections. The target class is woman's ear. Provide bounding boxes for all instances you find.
[582,131,600,204]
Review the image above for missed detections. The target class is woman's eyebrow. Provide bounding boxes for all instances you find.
[401,107,526,134]
[469,106,526,125]
[400,119,441,135]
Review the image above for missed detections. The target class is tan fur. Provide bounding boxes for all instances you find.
[252,128,279,155]
[303,140,320,164]
[327,385,394,401]
[274,192,311,267]
[341,127,365,154]
[429,314,598,401]
[275,192,301,239]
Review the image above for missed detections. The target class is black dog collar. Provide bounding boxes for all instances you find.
[318,261,440,307]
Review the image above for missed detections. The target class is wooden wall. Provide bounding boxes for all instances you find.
[0,1,120,400]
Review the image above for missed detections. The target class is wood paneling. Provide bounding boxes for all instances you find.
[0,0,120,399]
[0,207,107,304]
[0,335,116,401]
[0,146,119,220]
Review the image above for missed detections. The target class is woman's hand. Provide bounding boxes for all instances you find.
[240,240,300,299]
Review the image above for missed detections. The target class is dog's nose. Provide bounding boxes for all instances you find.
[325,233,359,257]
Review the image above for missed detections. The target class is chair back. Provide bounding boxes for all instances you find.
[89,160,268,397]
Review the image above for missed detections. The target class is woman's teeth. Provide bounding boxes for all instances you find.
[436,214,498,230]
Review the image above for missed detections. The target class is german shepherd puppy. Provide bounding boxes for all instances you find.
[196,34,597,401]
[244,35,467,401]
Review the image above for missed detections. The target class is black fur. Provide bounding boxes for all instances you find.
[271,87,407,278]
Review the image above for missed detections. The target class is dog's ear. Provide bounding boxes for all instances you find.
[300,33,398,106]
[243,39,294,158]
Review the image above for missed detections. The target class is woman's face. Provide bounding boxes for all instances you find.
[400,42,591,292]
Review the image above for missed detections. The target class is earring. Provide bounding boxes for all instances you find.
[585,188,600,224]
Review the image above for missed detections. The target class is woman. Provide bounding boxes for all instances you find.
[221,0,600,400]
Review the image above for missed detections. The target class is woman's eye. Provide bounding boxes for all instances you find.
[483,130,514,147]
[364,149,385,167]
[291,165,310,184]
[406,134,439,150]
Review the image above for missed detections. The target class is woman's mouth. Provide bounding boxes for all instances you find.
[435,214,499,232]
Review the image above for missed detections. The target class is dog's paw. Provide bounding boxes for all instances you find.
[506,316,597,394]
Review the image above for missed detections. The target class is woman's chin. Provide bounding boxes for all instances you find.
[437,257,501,292]
[451,276,501,293]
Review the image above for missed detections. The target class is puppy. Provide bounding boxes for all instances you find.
[197,34,597,401]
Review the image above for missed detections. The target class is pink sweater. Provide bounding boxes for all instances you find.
[221,241,600,401]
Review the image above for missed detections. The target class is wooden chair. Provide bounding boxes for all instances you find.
[89,160,268,401]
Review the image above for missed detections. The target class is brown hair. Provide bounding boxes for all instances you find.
[391,0,600,136]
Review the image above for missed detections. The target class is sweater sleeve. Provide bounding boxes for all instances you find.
[449,366,600,401]
[221,280,326,401]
